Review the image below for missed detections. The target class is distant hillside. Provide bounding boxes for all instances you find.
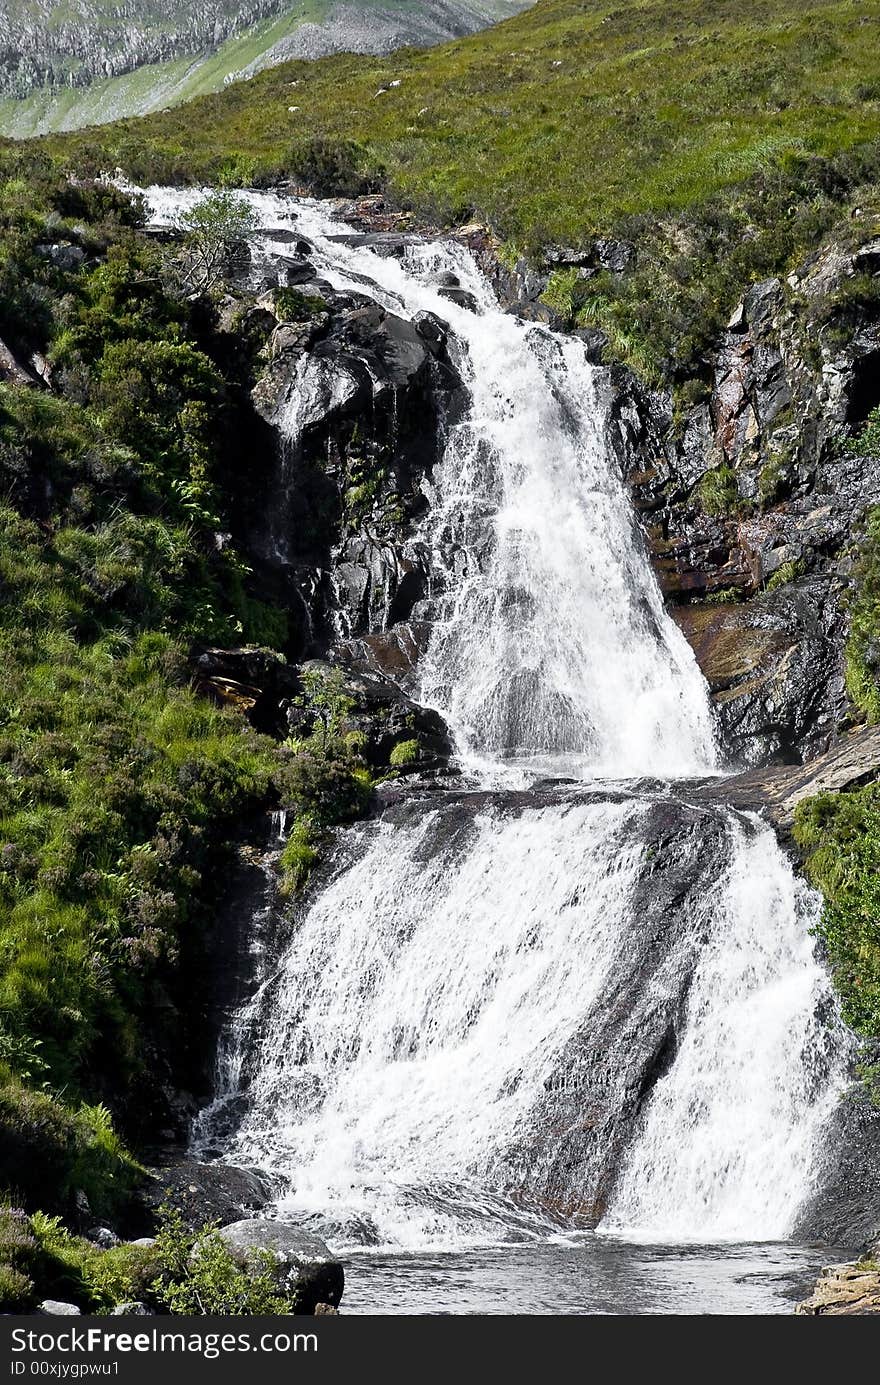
[0,0,533,135]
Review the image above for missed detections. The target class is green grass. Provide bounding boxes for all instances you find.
[795,789,880,1045]
[40,0,880,244]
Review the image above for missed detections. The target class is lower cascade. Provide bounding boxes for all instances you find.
[194,792,846,1250]
[143,187,850,1255]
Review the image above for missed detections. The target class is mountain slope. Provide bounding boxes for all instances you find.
[0,0,533,135]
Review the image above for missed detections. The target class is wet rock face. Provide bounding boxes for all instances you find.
[794,1092,880,1251]
[496,799,731,1222]
[245,265,465,656]
[604,233,880,767]
[672,577,847,767]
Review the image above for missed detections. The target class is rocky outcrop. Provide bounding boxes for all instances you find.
[192,646,453,771]
[603,234,880,767]
[240,260,464,656]
[796,1251,880,1315]
[672,578,847,767]
[216,1219,343,1314]
[695,722,880,833]
[131,1157,276,1235]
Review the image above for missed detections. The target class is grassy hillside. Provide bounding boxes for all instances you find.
[42,0,880,243]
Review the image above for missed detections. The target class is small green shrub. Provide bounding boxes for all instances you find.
[850,406,880,458]
[30,1212,159,1312]
[153,1206,290,1315]
[700,588,743,605]
[0,1080,140,1219]
[697,463,740,517]
[0,1262,34,1310]
[274,288,327,323]
[389,739,420,768]
[766,558,806,591]
[279,816,319,897]
[794,788,880,1042]
[844,506,880,721]
[0,1206,38,1311]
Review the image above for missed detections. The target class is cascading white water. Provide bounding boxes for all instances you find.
[143,184,716,779]
[604,813,848,1242]
[216,797,648,1249]
[142,186,848,1254]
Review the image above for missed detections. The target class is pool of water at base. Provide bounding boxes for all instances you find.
[340,1238,843,1315]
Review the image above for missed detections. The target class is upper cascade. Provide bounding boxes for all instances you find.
[144,186,718,782]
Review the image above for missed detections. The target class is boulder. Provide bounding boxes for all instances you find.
[277,256,318,286]
[111,1302,154,1316]
[437,285,479,312]
[217,1220,344,1314]
[133,1157,276,1233]
[286,658,453,770]
[38,242,86,271]
[38,1301,81,1315]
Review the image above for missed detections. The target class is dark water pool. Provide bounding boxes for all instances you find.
[341,1238,840,1315]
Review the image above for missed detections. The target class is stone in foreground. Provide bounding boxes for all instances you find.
[796,1252,880,1315]
[217,1219,344,1314]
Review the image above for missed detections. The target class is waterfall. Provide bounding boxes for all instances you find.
[143,187,848,1252]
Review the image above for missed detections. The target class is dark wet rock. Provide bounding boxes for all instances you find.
[275,255,318,286]
[132,1157,275,1233]
[217,1220,343,1313]
[335,623,429,691]
[510,299,565,330]
[324,230,416,258]
[438,285,479,312]
[794,1088,880,1251]
[573,326,608,362]
[413,310,448,351]
[672,576,847,767]
[246,281,465,655]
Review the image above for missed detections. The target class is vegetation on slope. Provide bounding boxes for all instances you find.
[39,0,880,388]
[0,156,294,1223]
[42,0,880,239]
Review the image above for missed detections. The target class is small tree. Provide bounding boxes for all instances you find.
[296,666,356,754]
[178,192,258,296]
